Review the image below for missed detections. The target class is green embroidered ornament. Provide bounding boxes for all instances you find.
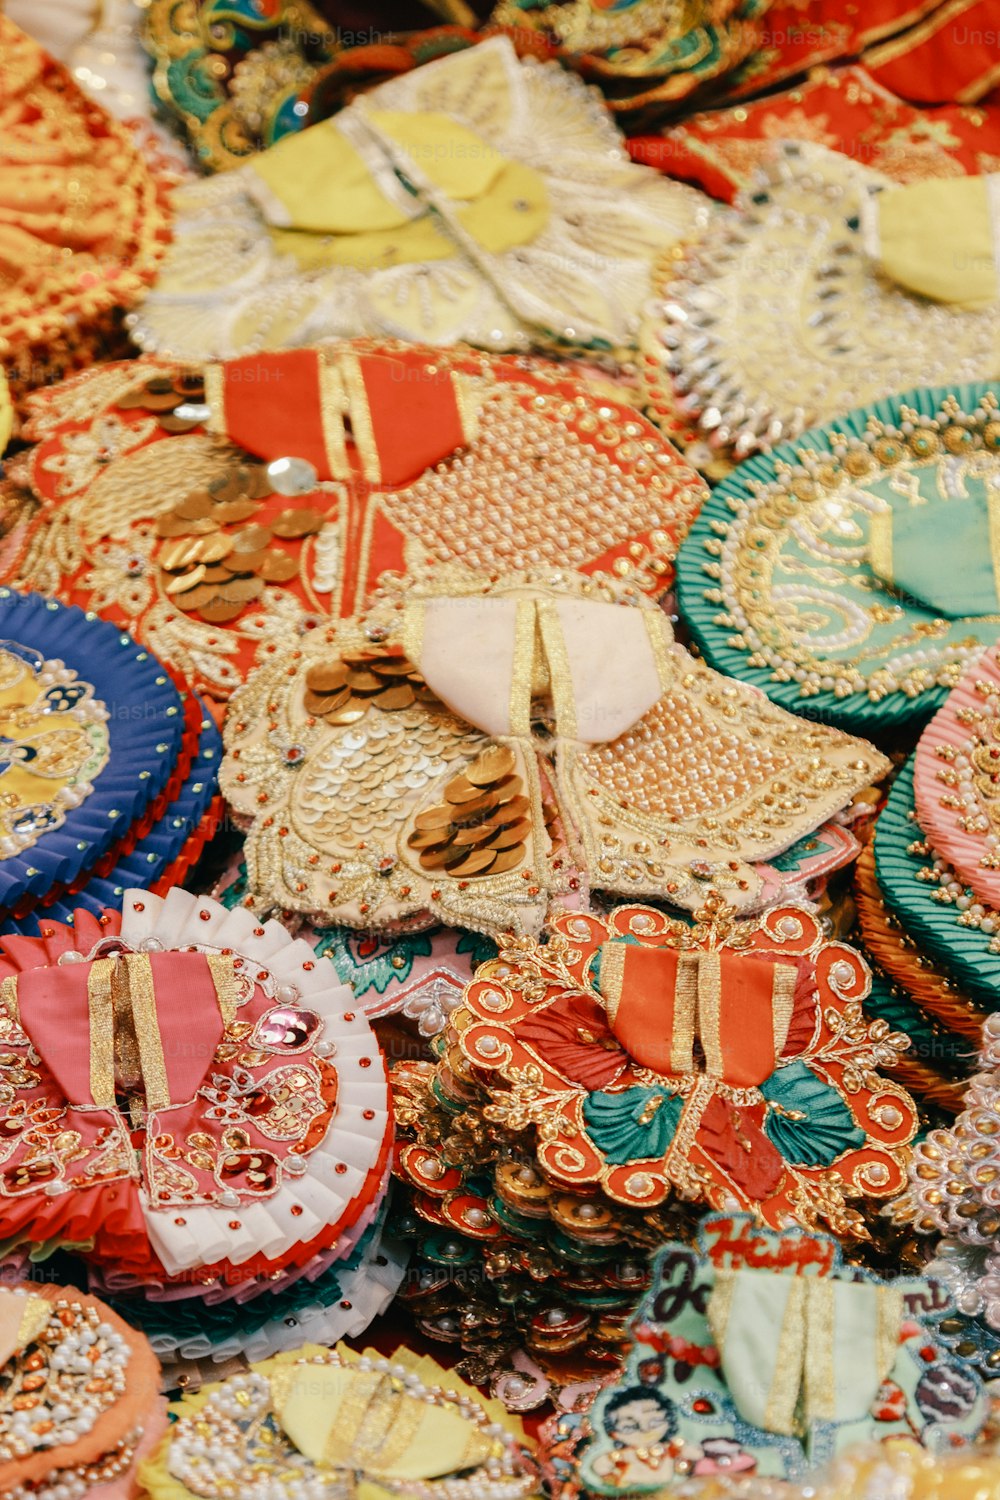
[577,1212,989,1493]
[582,1088,684,1165]
[676,383,1000,733]
[759,1059,866,1168]
[874,757,1000,1008]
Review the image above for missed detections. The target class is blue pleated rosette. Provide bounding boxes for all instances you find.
[0,591,186,911]
[0,702,221,936]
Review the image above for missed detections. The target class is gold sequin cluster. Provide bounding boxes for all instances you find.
[304,650,437,726]
[117,370,206,432]
[155,466,323,624]
[407,745,529,879]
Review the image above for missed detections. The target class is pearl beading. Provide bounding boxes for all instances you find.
[0,1300,130,1463]
[167,1353,536,1499]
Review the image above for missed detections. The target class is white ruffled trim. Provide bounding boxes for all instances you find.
[119,890,391,1276]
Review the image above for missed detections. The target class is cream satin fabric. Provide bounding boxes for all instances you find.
[403,595,673,743]
[3,0,99,60]
[0,1288,50,1367]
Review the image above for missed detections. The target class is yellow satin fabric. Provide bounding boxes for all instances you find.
[873,175,999,308]
[270,1360,494,1480]
[246,111,549,272]
[0,373,11,455]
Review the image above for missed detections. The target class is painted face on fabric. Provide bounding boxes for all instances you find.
[606,1397,673,1446]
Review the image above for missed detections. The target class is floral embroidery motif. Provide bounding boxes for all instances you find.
[223,575,887,935]
[450,898,916,1235]
[12,346,703,701]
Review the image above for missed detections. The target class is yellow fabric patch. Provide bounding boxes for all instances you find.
[366,110,507,201]
[457,160,550,254]
[874,176,998,308]
[268,217,455,270]
[249,122,413,234]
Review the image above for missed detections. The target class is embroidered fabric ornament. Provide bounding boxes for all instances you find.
[221,573,888,935]
[0,697,222,938]
[215,852,492,1035]
[697,0,949,108]
[96,1220,407,1364]
[874,756,1000,1009]
[0,1282,168,1500]
[913,641,1000,911]
[750,821,862,911]
[0,590,189,916]
[571,1212,988,1493]
[138,1343,539,1500]
[440,899,915,1234]
[853,845,978,1115]
[390,1094,676,1364]
[0,888,392,1293]
[854,843,985,1048]
[140,0,486,174]
[0,664,204,926]
[676,383,1000,734]
[0,18,170,417]
[642,143,999,465]
[394,1404,1000,1500]
[919,1236,1000,1348]
[486,0,769,117]
[6,344,705,701]
[628,64,1000,207]
[901,1011,1000,1332]
[129,38,709,361]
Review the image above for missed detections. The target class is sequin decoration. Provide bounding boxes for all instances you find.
[676,384,1000,733]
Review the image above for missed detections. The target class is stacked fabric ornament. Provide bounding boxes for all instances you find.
[537,1211,990,1495]
[868,652,1000,1010]
[676,384,1000,736]
[853,842,979,1118]
[3,342,707,701]
[0,1281,168,1500]
[0,18,170,417]
[388,892,918,1377]
[487,0,771,121]
[138,1342,540,1499]
[128,38,709,362]
[841,637,1000,1165]
[642,149,1000,465]
[900,1001,1000,1369]
[0,887,402,1364]
[220,569,889,931]
[0,590,221,933]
